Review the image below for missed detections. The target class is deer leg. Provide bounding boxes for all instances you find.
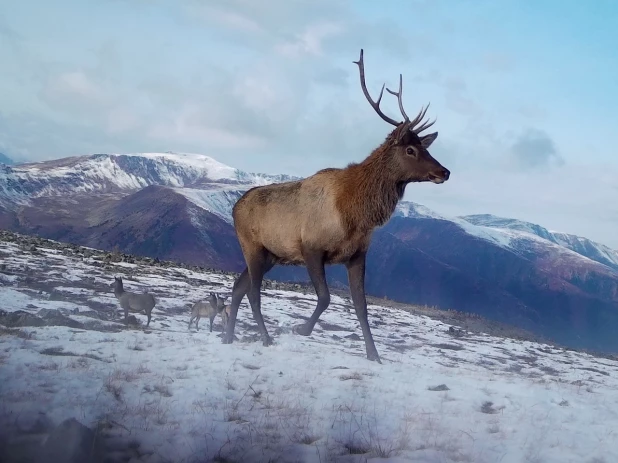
[220,310,229,333]
[146,310,151,328]
[222,268,249,344]
[346,251,381,364]
[188,316,194,330]
[209,314,216,333]
[294,249,329,336]
[196,316,200,331]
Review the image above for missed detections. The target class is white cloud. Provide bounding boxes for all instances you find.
[275,22,345,58]
[145,103,269,149]
[52,71,105,102]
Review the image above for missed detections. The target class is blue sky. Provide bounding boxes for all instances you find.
[1,0,618,247]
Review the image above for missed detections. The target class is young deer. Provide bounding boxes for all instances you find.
[217,294,231,332]
[188,292,228,332]
[222,49,450,363]
[112,276,157,327]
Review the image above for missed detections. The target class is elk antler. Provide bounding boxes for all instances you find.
[385,74,410,123]
[387,78,436,135]
[353,49,400,127]
[412,112,437,135]
[354,49,436,134]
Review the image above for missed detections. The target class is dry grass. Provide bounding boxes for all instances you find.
[241,363,260,370]
[37,361,60,371]
[105,377,123,402]
[428,384,450,391]
[339,372,363,381]
[480,401,504,414]
[152,383,173,398]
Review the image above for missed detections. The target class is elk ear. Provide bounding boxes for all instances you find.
[420,132,438,149]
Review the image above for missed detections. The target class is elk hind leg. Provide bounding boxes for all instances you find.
[222,268,249,344]
[246,249,275,346]
[294,249,329,336]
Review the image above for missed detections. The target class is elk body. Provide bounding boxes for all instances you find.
[113,276,157,327]
[188,292,228,332]
[222,49,451,363]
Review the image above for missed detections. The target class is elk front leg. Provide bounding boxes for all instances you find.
[294,249,329,336]
[346,251,381,364]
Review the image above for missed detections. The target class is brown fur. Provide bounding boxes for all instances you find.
[222,49,451,363]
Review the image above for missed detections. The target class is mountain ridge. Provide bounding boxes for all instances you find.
[1,151,617,352]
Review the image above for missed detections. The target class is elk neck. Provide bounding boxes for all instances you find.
[337,140,405,232]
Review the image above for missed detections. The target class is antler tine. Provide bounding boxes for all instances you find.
[385,74,410,122]
[353,49,401,127]
[408,103,431,129]
[414,116,437,134]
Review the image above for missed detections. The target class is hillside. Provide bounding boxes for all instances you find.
[0,153,13,165]
[0,152,617,353]
[1,231,618,463]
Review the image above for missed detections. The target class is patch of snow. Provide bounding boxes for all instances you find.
[176,187,246,222]
[452,220,515,249]
[395,201,448,220]
[1,239,618,463]
[135,152,238,181]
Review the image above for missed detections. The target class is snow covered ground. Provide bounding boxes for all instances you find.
[1,236,618,463]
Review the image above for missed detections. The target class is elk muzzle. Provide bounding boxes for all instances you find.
[428,168,450,184]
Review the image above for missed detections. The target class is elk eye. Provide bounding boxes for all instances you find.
[406,147,416,156]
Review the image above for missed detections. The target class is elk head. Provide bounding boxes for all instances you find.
[354,49,450,185]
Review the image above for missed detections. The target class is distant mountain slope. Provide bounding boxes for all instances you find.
[0,151,617,352]
[0,153,13,165]
[461,213,618,271]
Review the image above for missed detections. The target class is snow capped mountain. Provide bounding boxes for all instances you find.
[2,151,617,272]
[0,152,13,165]
[461,213,618,271]
[1,151,618,353]
[0,151,300,207]
[460,213,556,241]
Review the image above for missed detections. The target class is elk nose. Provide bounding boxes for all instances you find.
[442,169,450,180]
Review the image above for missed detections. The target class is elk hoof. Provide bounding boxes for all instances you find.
[293,324,312,336]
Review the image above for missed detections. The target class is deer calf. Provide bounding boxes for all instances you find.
[112,276,157,328]
[217,294,231,332]
[188,292,229,332]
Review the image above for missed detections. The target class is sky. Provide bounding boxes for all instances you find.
[1,0,618,248]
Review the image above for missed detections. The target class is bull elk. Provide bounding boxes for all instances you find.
[222,49,451,363]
